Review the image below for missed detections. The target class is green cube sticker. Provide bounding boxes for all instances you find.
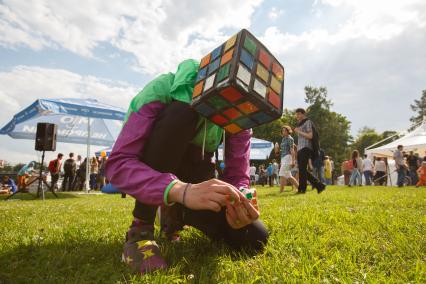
[217,63,230,82]
[209,96,229,110]
[244,36,257,56]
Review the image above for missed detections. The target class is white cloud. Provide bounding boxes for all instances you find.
[318,0,426,40]
[0,66,137,120]
[0,65,138,163]
[0,0,262,74]
[262,1,426,55]
[259,1,426,135]
[268,7,284,20]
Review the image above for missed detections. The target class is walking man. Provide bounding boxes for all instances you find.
[294,108,326,194]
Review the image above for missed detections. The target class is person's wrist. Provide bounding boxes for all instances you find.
[168,180,187,204]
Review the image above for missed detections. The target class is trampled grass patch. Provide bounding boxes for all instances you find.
[0,186,425,283]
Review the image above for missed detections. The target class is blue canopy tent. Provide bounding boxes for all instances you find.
[218,137,274,161]
[96,137,274,161]
[0,98,126,192]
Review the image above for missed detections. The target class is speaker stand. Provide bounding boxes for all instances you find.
[36,150,58,200]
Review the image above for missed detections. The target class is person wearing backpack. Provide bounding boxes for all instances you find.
[62,153,77,191]
[312,148,326,183]
[293,108,326,194]
[49,153,63,191]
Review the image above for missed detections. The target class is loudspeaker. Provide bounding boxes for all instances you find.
[35,123,57,151]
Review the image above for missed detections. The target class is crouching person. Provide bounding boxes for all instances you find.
[105,60,268,274]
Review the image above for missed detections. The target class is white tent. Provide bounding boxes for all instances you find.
[365,120,426,157]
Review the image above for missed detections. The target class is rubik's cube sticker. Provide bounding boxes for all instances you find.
[191,29,284,134]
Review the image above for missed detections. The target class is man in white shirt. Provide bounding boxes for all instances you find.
[374,157,387,186]
[362,155,374,185]
[249,164,257,186]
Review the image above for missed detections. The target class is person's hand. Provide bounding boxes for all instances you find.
[168,179,245,212]
[225,198,259,229]
[293,127,300,134]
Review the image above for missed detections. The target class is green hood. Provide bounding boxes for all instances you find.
[124,59,223,152]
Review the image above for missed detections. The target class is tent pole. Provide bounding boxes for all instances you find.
[86,117,90,193]
[364,132,402,153]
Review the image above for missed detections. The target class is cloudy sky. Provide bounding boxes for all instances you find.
[1,0,425,164]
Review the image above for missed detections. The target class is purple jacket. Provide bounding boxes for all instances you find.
[105,101,251,205]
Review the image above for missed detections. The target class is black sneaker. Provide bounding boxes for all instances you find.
[316,183,326,194]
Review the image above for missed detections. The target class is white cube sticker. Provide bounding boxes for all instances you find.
[237,64,251,86]
[204,74,216,91]
[236,79,249,92]
[253,79,267,97]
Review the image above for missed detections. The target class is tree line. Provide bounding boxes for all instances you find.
[1,89,424,174]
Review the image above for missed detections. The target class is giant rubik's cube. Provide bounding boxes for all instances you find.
[191,29,284,134]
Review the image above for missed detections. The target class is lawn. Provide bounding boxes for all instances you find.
[0,186,425,283]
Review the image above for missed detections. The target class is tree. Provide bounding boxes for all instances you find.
[304,86,352,166]
[351,128,400,156]
[252,118,282,145]
[351,127,382,156]
[409,89,426,129]
[254,86,352,174]
[304,86,332,110]
[13,163,25,172]
[381,130,399,140]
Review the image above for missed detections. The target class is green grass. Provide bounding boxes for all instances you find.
[0,186,425,283]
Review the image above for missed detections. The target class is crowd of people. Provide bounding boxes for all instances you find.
[47,152,109,191]
[12,152,109,193]
[245,143,426,190]
[342,145,426,188]
[243,117,426,192]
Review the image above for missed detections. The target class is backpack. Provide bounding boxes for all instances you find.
[63,158,75,174]
[48,159,57,173]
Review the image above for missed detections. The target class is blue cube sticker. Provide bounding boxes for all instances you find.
[235,117,257,129]
[208,59,220,75]
[252,112,272,124]
[211,45,222,60]
[195,102,216,117]
[240,49,254,70]
[196,67,207,82]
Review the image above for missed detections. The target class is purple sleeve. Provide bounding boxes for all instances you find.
[222,129,252,188]
[105,102,177,205]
